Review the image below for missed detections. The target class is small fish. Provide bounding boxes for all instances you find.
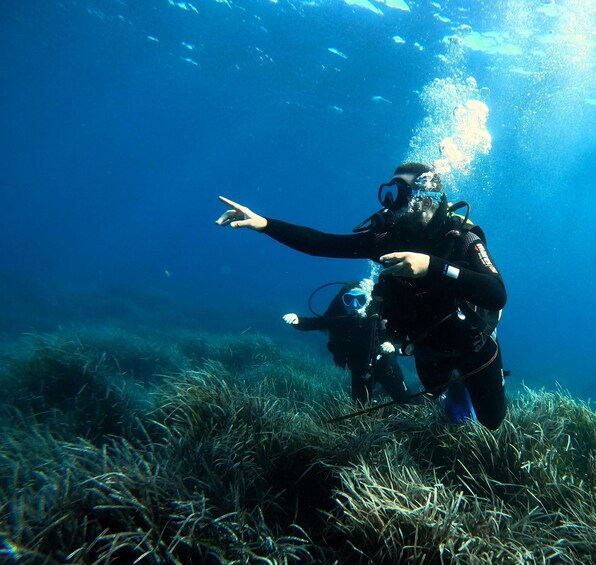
[372,96,392,104]
[328,47,348,59]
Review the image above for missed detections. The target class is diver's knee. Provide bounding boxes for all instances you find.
[476,407,506,430]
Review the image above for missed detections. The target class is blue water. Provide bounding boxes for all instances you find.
[1,0,594,399]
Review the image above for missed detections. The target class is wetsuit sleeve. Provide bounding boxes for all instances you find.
[263,218,376,259]
[426,240,507,310]
[294,316,331,332]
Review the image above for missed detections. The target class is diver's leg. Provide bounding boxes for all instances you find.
[414,355,471,419]
[350,362,373,404]
[463,338,506,430]
[414,355,452,399]
[376,355,411,403]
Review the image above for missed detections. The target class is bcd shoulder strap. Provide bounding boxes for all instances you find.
[449,220,501,336]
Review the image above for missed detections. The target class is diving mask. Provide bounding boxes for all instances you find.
[354,171,444,234]
[378,172,442,211]
[342,289,368,310]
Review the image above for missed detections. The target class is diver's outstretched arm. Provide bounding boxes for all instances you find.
[215,196,267,231]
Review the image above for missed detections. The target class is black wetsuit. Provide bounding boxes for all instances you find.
[291,291,410,404]
[264,213,507,429]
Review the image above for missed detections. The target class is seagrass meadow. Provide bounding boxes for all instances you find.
[0,328,594,564]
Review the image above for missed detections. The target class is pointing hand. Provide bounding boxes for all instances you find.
[216,196,268,231]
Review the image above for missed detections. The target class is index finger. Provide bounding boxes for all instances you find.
[219,196,244,210]
[379,252,405,263]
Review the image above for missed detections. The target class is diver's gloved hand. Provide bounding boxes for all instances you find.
[379,251,430,278]
[216,196,268,231]
[283,313,299,325]
[380,341,395,354]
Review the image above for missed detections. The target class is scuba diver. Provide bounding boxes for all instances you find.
[282,279,411,405]
[216,162,508,429]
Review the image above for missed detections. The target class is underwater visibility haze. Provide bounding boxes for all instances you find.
[1,0,594,397]
[0,0,595,562]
